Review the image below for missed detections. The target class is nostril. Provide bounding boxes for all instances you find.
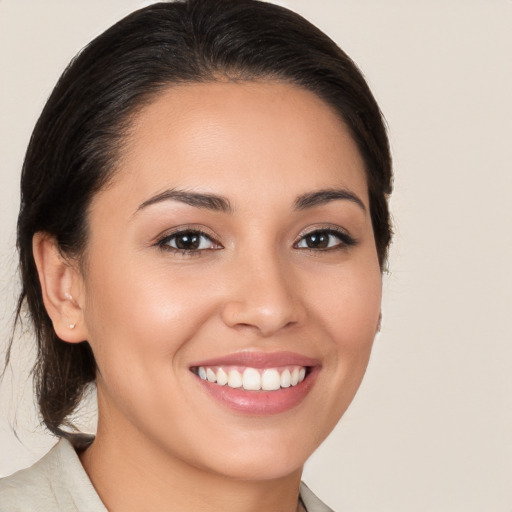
[220,296,303,337]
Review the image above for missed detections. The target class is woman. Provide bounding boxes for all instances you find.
[0,0,392,510]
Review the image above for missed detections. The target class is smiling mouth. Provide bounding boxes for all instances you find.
[189,352,319,414]
[191,365,309,391]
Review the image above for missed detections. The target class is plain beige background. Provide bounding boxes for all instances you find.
[1,1,511,510]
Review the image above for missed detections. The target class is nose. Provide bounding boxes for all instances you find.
[220,252,305,337]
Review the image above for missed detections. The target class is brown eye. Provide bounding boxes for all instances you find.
[295,229,356,250]
[160,230,220,252]
[174,232,201,250]
[302,232,330,249]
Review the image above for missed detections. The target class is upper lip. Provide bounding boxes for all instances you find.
[189,351,320,369]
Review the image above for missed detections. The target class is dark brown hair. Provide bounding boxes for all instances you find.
[13,0,392,436]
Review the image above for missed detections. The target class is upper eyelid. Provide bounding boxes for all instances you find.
[294,224,352,240]
[293,226,357,249]
[153,224,354,249]
[156,230,223,254]
[154,225,221,244]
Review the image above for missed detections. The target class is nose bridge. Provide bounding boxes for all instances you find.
[221,244,302,336]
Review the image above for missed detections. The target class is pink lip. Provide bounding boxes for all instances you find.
[190,351,320,415]
[190,350,320,369]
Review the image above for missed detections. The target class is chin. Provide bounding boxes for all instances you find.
[188,418,332,482]
[205,448,306,482]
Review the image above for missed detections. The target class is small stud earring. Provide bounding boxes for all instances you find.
[68,323,76,329]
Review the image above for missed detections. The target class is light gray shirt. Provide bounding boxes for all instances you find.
[0,438,334,511]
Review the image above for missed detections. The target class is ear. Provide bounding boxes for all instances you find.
[32,232,88,343]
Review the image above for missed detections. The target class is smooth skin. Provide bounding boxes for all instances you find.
[34,81,382,512]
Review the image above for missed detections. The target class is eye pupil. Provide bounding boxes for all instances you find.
[175,232,200,250]
[306,232,329,248]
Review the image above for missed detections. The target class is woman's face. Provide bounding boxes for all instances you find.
[77,81,381,480]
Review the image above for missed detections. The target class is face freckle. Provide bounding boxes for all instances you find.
[80,80,382,481]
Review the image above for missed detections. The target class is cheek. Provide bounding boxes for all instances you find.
[80,257,217,432]
[308,259,381,342]
[337,269,381,372]
[81,254,215,376]
[304,258,382,392]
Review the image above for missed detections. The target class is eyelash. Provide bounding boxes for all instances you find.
[156,227,356,255]
[156,228,222,256]
[293,227,357,252]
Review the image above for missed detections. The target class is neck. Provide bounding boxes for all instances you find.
[80,420,303,512]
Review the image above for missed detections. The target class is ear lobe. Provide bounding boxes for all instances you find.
[32,233,87,343]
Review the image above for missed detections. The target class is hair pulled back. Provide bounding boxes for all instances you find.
[14,0,392,436]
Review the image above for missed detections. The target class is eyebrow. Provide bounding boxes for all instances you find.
[136,189,233,214]
[135,186,365,216]
[294,188,366,212]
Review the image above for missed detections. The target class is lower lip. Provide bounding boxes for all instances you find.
[194,368,319,415]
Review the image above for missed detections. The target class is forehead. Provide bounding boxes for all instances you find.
[101,80,368,211]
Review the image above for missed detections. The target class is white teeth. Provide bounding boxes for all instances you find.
[216,367,228,386]
[242,368,261,390]
[291,368,299,386]
[261,369,281,391]
[227,369,243,388]
[280,369,291,388]
[196,365,308,390]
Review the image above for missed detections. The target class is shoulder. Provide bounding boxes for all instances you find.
[0,441,331,512]
[0,440,61,511]
[0,435,106,512]
[300,482,335,512]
